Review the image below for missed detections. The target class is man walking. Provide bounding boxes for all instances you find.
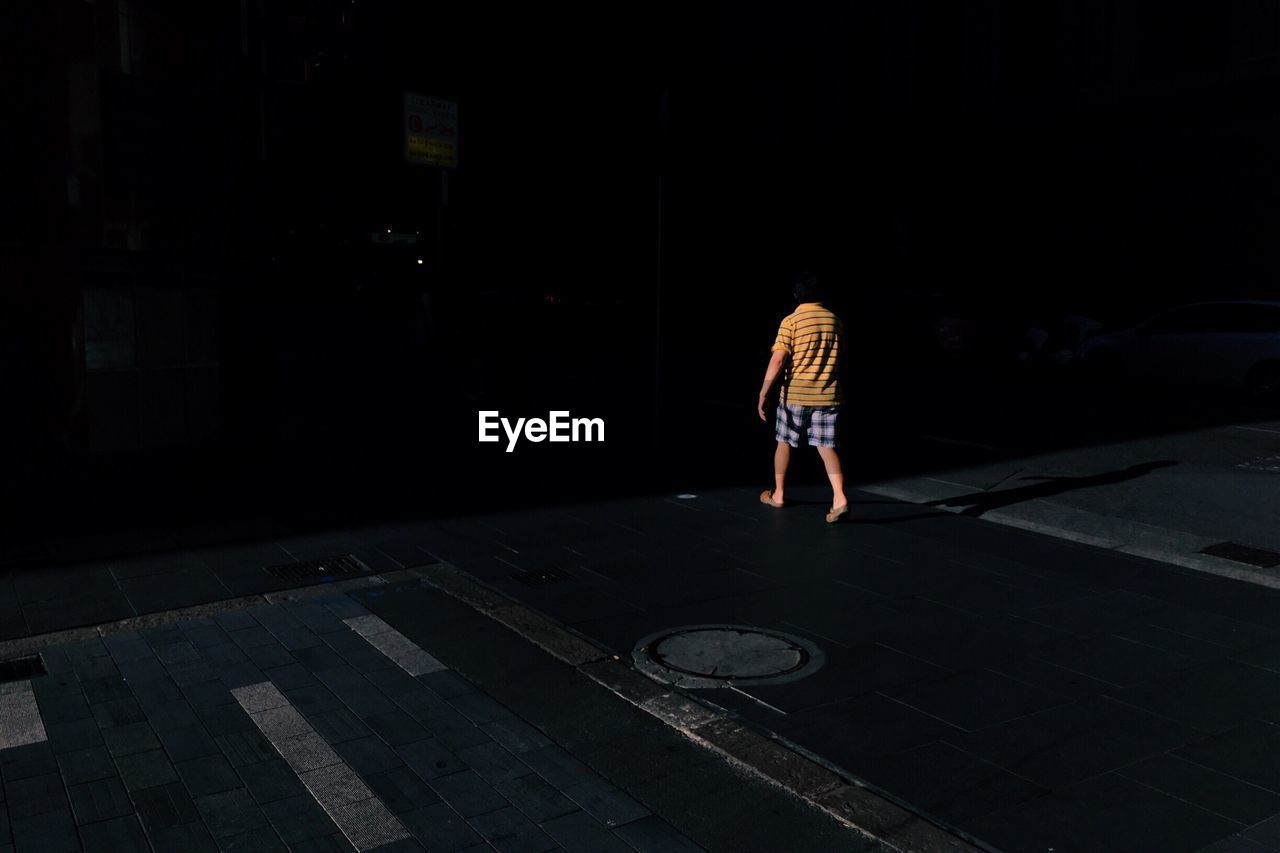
[757,272,849,522]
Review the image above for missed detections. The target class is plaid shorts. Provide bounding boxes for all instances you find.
[775,404,841,448]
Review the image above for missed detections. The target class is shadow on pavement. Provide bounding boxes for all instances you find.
[923,460,1180,518]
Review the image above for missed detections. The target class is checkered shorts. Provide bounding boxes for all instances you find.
[775,404,841,448]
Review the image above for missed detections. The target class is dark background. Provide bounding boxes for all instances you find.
[4,0,1280,555]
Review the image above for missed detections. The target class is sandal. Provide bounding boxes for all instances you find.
[825,504,849,523]
[759,490,785,508]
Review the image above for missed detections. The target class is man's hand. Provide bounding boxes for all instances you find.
[759,349,789,422]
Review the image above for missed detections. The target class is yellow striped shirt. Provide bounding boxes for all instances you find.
[771,303,843,406]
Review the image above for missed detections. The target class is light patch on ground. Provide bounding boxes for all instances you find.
[231,681,411,850]
[343,614,447,676]
[0,680,47,750]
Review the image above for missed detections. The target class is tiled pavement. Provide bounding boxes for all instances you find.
[405,486,1280,853]
[0,591,756,853]
[16,481,1280,851]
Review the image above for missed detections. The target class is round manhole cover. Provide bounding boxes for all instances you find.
[633,624,824,689]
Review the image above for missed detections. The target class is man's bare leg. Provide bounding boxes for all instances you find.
[816,445,848,510]
[772,441,792,504]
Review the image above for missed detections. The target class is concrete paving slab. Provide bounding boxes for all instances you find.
[0,682,47,750]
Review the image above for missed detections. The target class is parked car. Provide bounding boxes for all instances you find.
[1077,300,1280,398]
[850,288,988,364]
[1015,313,1104,370]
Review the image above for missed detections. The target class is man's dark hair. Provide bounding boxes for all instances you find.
[791,271,824,303]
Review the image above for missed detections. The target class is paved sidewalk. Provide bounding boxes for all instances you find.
[864,417,1280,586]
[410,487,1280,853]
[0,576,873,852]
[12,478,1280,851]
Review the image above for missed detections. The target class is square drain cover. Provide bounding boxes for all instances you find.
[1200,542,1280,568]
[510,567,574,586]
[0,655,46,683]
[266,555,371,581]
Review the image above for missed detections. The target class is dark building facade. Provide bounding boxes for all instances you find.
[664,2,1280,314]
[2,0,457,465]
[8,0,1280,529]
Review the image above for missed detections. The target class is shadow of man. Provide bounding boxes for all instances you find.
[923,460,1179,518]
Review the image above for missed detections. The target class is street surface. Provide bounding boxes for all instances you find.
[5,368,1280,851]
[0,577,874,852]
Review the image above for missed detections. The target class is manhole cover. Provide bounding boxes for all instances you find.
[633,625,823,689]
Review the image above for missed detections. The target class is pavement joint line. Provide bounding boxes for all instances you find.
[412,562,983,853]
[232,680,412,850]
[725,684,789,716]
[0,567,432,664]
[861,479,1280,591]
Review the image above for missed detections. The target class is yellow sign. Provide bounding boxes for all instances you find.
[405,94,458,168]
[407,137,456,164]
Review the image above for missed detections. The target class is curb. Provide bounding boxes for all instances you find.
[861,478,1280,591]
[0,567,430,662]
[413,562,989,853]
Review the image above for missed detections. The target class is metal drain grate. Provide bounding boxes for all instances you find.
[265,554,371,581]
[1200,542,1280,568]
[1237,455,1280,473]
[0,544,49,568]
[0,655,46,683]
[510,567,574,586]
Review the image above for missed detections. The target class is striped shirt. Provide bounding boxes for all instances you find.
[771,302,843,406]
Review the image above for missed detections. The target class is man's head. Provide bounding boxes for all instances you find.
[792,270,824,304]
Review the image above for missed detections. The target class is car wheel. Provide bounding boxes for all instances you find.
[1246,361,1280,402]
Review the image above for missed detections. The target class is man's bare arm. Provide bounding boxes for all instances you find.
[758,350,789,420]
